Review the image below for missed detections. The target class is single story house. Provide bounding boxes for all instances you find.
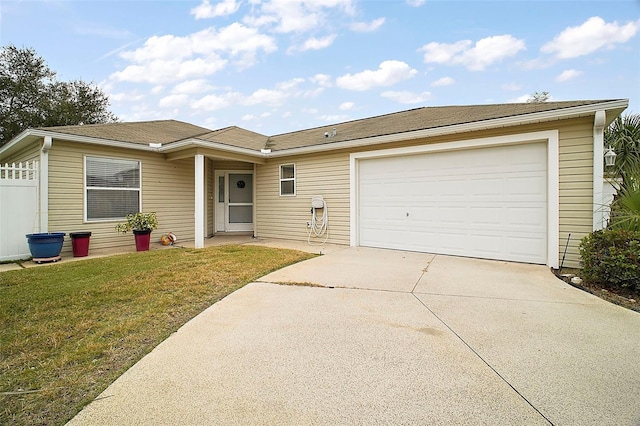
[0,99,628,268]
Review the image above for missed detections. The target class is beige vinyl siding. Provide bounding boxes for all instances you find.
[255,117,596,268]
[213,160,253,171]
[48,140,196,257]
[256,152,350,244]
[557,117,594,268]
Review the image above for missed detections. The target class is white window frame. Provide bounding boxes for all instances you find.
[84,155,142,222]
[279,163,296,196]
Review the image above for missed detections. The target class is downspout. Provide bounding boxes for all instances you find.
[40,136,52,233]
[593,110,606,230]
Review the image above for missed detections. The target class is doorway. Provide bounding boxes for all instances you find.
[215,171,253,232]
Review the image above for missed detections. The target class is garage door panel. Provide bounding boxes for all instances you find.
[358,143,547,264]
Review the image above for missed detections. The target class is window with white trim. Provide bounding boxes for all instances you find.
[85,156,141,220]
[279,163,295,196]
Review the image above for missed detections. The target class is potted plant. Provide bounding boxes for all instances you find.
[115,212,158,251]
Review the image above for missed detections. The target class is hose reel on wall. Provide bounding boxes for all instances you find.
[308,195,328,245]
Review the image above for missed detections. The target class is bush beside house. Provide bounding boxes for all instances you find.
[579,229,640,292]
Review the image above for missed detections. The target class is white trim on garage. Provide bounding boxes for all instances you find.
[349,130,560,268]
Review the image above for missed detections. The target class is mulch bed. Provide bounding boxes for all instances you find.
[554,268,640,313]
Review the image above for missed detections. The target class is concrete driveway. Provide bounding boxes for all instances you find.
[68,247,640,425]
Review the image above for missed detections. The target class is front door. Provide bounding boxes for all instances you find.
[215,171,254,232]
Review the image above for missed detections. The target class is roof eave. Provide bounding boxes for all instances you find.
[159,138,264,158]
[266,99,629,157]
[0,129,266,160]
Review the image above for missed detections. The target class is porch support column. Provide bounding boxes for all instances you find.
[195,154,205,248]
[593,110,605,230]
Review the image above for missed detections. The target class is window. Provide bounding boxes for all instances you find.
[279,164,296,196]
[85,156,141,221]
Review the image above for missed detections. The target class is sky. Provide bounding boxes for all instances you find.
[1,0,639,136]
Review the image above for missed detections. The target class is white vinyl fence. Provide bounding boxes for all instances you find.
[0,161,40,261]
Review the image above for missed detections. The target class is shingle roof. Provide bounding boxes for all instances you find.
[264,100,619,151]
[197,126,268,151]
[25,100,624,155]
[39,120,213,145]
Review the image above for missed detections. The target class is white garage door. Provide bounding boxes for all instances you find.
[358,143,547,264]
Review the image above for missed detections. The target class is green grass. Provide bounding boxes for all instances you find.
[0,245,315,426]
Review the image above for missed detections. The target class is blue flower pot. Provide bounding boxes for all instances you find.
[26,233,66,259]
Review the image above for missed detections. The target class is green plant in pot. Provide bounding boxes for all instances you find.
[115,212,158,251]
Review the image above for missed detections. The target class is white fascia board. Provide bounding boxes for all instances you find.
[0,129,33,155]
[267,99,629,158]
[159,138,263,158]
[3,129,160,152]
[1,130,266,159]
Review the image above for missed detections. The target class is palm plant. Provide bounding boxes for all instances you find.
[605,114,640,187]
[608,161,640,231]
[605,114,640,231]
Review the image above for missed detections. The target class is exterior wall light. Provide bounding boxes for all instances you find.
[604,146,617,167]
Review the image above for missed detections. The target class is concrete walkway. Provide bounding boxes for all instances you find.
[67,247,640,425]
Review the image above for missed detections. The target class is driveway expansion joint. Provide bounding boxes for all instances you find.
[411,291,555,425]
[411,291,593,306]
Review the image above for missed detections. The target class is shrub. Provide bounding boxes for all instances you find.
[579,229,640,291]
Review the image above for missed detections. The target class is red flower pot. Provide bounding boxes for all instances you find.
[133,229,152,251]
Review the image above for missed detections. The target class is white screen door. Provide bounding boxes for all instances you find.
[215,171,253,232]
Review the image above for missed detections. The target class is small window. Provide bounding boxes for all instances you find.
[279,164,295,196]
[85,156,141,221]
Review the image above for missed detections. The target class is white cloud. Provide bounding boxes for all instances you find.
[339,101,354,110]
[510,94,533,103]
[159,94,189,108]
[501,82,521,91]
[319,114,350,122]
[310,73,333,87]
[336,60,418,91]
[289,35,337,53]
[191,0,240,19]
[419,34,526,71]
[407,0,425,6]
[303,87,325,98]
[172,79,215,94]
[518,57,553,70]
[191,93,236,111]
[245,0,355,34]
[431,76,454,87]
[381,90,431,104]
[111,57,228,84]
[245,88,288,106]
[541,16,640,59]
[350,17,385,32]
[242,114,256,121]
[276,78,305,90]
[508,93,556,103]
[112,23,276,83]
[109,91,145,103]
[555,69,582,82]
[151,85,165,94]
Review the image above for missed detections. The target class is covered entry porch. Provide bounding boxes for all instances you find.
[166,145,264,248]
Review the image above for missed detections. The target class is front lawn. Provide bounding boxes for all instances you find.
[0,245,314,426]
